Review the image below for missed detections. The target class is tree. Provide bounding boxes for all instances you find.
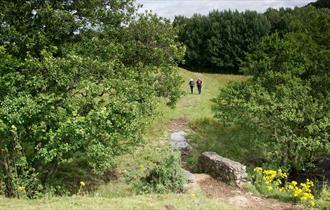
[309,0,330,9]
[213,7,330,171]
[206,10,270,72]
[174,10,270,73]
[0,0,184,197]
[173,14,210,67]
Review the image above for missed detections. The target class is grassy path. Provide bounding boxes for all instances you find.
[145,68,245,141]
[162,68,245,121]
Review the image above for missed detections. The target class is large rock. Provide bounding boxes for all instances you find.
[170,131,191,151]
[198,152,247,185]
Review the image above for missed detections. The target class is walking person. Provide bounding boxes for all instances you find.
[189,79,195,94]
[196,78,203,95]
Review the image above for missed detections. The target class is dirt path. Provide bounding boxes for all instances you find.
[167,118,190,133]
[169,118,300,210]
[193,174,299,210]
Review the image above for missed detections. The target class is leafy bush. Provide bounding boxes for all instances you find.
[174,10,270,73]
[213,7,330,171]
[187,118,263,171]
[317,185,330,209]
[119,145,186,194]
[0,0,184,197]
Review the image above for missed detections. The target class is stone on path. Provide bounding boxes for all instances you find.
[170,131,191,151]
[198,151,247,185]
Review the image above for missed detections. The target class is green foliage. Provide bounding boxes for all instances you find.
[118,145,186,194]
[213,6,330,171]
[316,185,330,209]
[0,0,184,198]
[187,118,262,171]
[309,0,330,9]
[174,10,270,73]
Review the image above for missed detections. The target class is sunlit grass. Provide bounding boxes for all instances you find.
[162,68,246,120]
[144,67,246,140]
[0,193,241,210]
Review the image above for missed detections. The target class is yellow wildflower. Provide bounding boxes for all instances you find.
[293,188,303,197]
[80,181,86,187]
[267,186,273,192]
[18,186,25,191]
[277,169,287,178]
[291,181,297,186]
[254,167,263,173]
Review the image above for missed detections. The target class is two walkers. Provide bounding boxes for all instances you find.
[189,78,203,95]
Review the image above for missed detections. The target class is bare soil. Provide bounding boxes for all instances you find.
[191,174,300,210]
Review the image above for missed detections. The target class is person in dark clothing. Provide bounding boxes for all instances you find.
[189,79,195,94]
[196,78,203,95]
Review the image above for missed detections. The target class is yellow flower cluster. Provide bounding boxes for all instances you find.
[253,167,315,207]
[286,179,315,207]
[254,167,286,186]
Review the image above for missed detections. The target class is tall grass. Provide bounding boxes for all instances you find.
[186,118,266,171]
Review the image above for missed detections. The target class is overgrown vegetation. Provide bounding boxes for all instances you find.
[0,0,184,198]
[174,10,270,73]
[179,2,329,207]
[1,0,329,209]
[118,144,186,194]
[213,5,330,172]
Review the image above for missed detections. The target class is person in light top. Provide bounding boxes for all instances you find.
[189,79,195,94]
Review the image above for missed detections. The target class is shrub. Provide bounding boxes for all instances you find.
[317,185,330,210]
[0,1,184,197]
[118,145,186,194]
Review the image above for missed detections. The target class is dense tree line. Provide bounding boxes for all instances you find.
[174,0,329,73]
[213,6,330,172]
[174,11,270,73]
[0,0,184,197]
[309,0,330,9]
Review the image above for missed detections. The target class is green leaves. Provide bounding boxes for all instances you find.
[174,10,270,72]
[213,7,330,171]
[0,1,184,197]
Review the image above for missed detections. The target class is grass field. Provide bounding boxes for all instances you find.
[145,68,245,141]
[161,68,246,120]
